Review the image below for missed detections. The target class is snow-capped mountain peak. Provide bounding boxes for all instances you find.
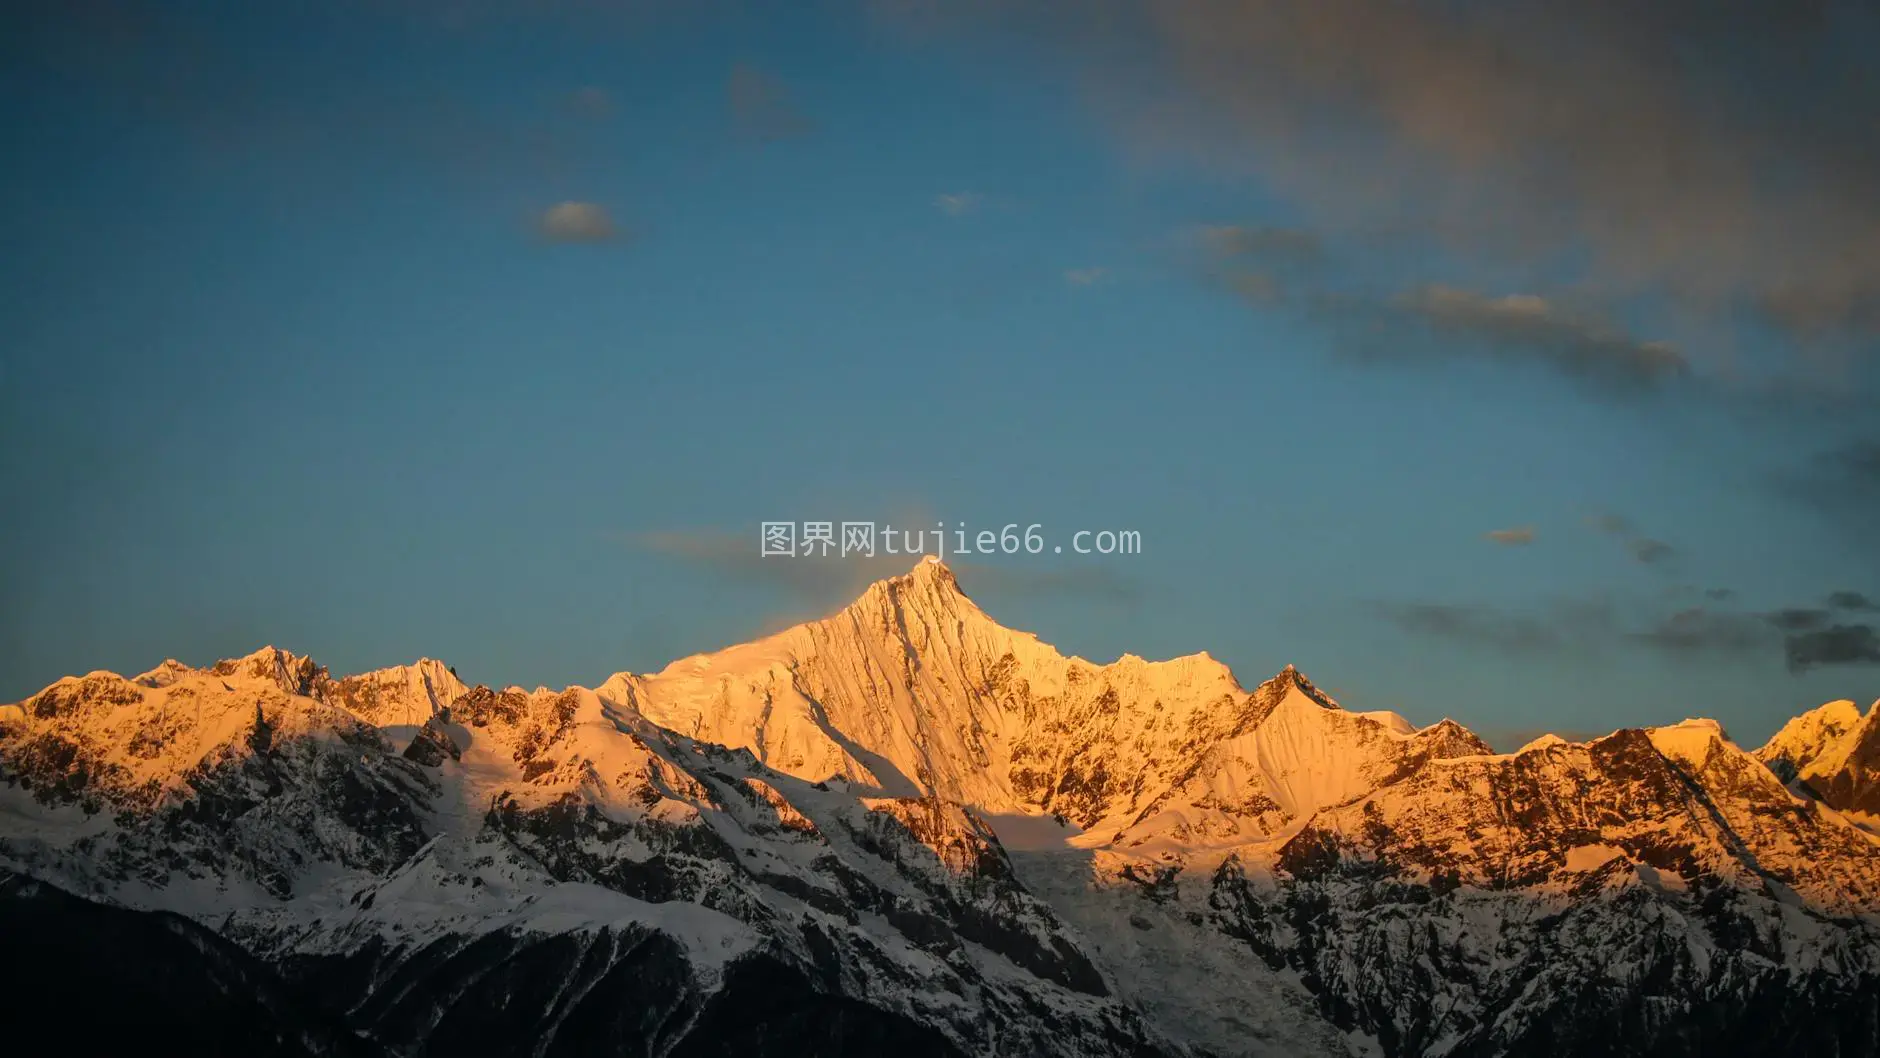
[1255,662,1339,710]
[1759,698,1863,771]
[1757,697,1880,817]
[8,571,1880,1058]
[324,657,468,730]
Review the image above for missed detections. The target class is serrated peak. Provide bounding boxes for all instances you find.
[899,554,963,593]
[209,645,326,695]
[846,555,986,623]
[910,553,951,574]
[1264,664,1339,710]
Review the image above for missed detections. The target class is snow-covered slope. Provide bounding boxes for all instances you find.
[0,630,1172,1056]
[597,559,1267,835]
[596,560,1488,849]
[1757,699,1864,778]
[1757,698,1880,819]
[4,560,1879,1058]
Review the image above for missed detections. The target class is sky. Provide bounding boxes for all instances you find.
[4,0,1879,749]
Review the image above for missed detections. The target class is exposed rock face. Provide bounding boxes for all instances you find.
[322,657,468,729]
[3,561,1879,1057]
[1193,720,1880,1056]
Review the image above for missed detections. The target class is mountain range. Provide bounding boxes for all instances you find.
[4,558,1879,1056]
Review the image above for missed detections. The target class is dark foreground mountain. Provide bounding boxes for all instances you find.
[3,560,1878,1056]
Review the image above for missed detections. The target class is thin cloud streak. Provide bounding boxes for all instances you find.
[1787,625,1880,673]
[1275,283,1688,399]
[1387,286,1688,394]
[1373,590,1880,676]
[538,201,620,243]
[1193,225,1322,266]
[934,191,982,216]
[1193,226,1697,400]
[1586,512,1677,567]
[1628,538,1675,566]
[1828,591,1878,613]
[1369,599,1618,657]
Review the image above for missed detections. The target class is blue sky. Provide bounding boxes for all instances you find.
[4,1,1878,747]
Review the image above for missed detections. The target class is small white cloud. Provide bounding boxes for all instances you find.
[934,192,981,216]
[538,201,620,243]
[1064,267,1109,287]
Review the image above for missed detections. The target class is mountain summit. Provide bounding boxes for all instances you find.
[5,562,1880,1058]
[601,559,1437,838]
[1758,697,1880,817]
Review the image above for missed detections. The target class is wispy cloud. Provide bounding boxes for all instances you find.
[1382,287,1688,395]
[1764,608,1831,633]
[1372,588,1880,675]
[1194,225,1322,266]
[47,1,1880,363]
[1370,599,1617,656]
[1779,438,1880,519]
[1629,607,1775,656]
[1586,512,1676,567]
[1828,590,1878,613]
[968,0,1880,356]
[1375,596,1777,662]
[1197,230,1691,399]
[1186,224,1322,305]
[537,201,620,243]
[1786,625,1880,674]
[1628,538,1675,565]
[1748,601,1880,673]
[1222,272,1283,305]
[1484,526,1536,546]
[727,63,814,141]
[1064,267,1108,287]
[934,191,982,216]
